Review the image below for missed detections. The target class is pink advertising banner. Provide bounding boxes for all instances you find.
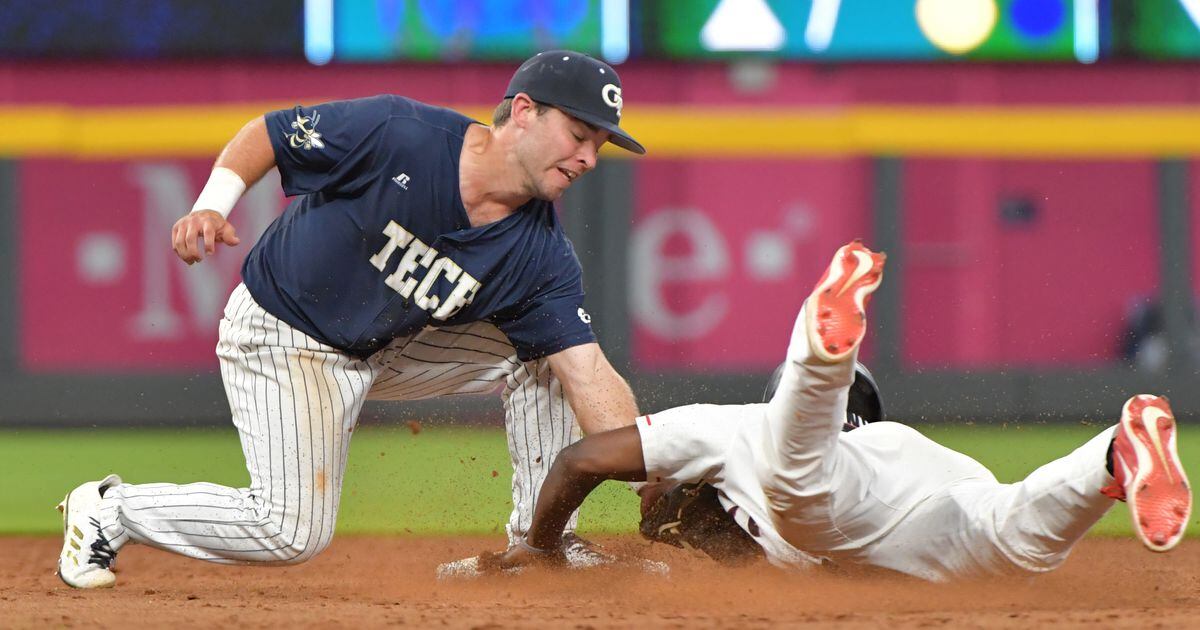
[18,155,1163,375]
[901,159,1159,369]
[20,155,874,375]
[629,159,872,372]
[19,159,284,373]
[629,158,1162,372]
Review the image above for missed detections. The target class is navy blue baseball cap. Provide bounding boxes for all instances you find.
[505,50,645,155]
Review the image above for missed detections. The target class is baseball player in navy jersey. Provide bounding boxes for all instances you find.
[55,50,653,588]
[473,240,1192,581]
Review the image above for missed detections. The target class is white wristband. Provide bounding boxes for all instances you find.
[190,167,247,219]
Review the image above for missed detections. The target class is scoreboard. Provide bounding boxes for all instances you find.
[321,0,1200,64]
[0,0,1197,64]
[654,0,1081,62]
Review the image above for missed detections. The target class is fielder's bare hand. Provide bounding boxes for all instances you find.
[172,210,241,264]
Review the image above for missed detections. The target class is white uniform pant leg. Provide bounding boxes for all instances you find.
[759,304,858,548]
[501,358,580,542]
[973,426,1117,573]
[366,323,580,543]
[863,426,1116,580]
[96,284,373,564]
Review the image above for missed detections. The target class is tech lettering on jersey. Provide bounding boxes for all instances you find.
[368,220,481,320]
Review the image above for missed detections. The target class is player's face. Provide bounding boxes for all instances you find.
[517,106,609,201]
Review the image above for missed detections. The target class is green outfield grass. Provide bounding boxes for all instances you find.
[2,423,1195,537]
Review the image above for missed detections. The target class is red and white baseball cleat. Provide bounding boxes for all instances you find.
[1102,395,1191,552]
[806,240,886,363]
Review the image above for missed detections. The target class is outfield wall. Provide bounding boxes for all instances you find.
[1,61,1197,425]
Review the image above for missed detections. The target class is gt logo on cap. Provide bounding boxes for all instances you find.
[601,84,623,118]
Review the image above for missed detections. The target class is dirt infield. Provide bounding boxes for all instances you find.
[3,536,1197,628]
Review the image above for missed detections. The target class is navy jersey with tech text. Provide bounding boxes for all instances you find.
[242,95,595,360]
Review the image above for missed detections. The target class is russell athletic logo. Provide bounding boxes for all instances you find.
[601,84,623,118]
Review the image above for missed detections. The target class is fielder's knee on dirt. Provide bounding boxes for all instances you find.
[269,533,335,565]
[231,496,338,565]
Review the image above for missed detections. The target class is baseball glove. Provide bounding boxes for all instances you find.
[639,481,764,565]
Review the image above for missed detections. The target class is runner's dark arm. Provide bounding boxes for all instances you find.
[524,425,647,550]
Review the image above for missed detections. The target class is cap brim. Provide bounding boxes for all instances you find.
[556,105,646,155]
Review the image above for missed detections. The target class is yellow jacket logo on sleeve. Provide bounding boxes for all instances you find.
[286,111,325,150]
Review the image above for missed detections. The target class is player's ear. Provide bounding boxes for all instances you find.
[510,93,541,128]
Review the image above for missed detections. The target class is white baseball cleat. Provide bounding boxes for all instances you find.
[806,239,886,363]
[56,474,122,589]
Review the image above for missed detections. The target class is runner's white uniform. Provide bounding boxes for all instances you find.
[636,306,1116,581]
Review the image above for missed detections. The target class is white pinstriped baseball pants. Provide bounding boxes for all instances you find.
[95,284,578,564]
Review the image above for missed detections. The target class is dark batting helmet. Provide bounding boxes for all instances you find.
[762,361,885,428]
